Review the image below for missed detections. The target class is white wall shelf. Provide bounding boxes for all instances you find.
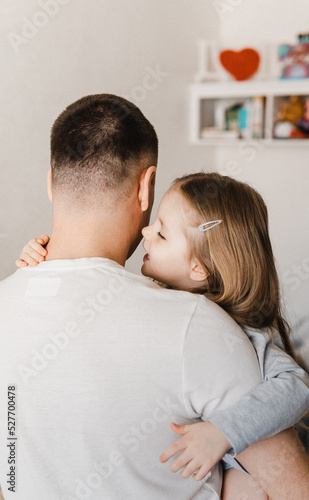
[189,80,309,145]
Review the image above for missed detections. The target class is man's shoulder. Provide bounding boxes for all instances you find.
[186,294,256,349]
[117,266,201,303]
[190,293,241,327]
[0,269,21,287]
[0,269,27,299]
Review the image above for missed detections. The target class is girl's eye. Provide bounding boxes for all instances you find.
[157,232,166,240]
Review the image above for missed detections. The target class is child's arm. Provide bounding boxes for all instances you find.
[160,327,309,479]
[208,327,309,457]
[16,234,50,267]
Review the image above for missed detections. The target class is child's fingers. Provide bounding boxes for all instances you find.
[160,437,186,463]
[17,236,49,268]
[170,450,192,474]
[15,259,29,268]
[179,458,200,479]
[19,251,42,267]
[170,423,191,436]
[26,238,48,257]
[20,245,45,264]
[193,465,211,482]
[36,234,50,246]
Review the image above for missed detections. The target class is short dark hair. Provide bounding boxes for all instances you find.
[50,94,158,201]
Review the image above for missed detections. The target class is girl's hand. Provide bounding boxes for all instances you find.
[160,421,232,481]
[16,234,50,268]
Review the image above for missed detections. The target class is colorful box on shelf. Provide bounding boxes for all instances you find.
[279,43,309,79]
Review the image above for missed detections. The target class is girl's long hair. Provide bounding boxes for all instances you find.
[172,172,295,358]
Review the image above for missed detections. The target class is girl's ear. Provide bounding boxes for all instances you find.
[189,260,209,282]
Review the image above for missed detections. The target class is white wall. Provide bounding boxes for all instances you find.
[0,0,219,278]
[217,0,309,329]
[219,0,309,45]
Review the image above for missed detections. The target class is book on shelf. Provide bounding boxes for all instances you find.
[200,97,265,140]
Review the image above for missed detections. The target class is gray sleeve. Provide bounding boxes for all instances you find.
[209,328,309,457]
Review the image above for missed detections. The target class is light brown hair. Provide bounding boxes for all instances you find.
[172,172,295,358]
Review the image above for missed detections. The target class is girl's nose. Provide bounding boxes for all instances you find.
[142,225,151,240]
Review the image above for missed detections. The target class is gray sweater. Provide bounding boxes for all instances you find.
[210,326,309,459]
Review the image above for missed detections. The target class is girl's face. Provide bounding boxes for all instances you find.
[141,189,206,290]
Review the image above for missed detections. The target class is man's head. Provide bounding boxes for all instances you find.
[50,94,158,206]
[48,94,158,260]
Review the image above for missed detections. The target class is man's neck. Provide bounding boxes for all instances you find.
[45,213,134,267]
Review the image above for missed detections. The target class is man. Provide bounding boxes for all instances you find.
[0,95,308,499]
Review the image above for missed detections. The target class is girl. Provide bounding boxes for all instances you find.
[17,172,309,500]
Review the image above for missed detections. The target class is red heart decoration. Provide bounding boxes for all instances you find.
[219,48,260,81]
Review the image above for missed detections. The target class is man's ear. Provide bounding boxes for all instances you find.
[138,166,156,212]
[47,168,52,202]
[189,260,209,282]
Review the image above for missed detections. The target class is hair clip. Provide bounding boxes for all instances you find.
[198,220,222,232]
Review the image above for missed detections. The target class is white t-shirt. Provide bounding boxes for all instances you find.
[0,258,261,500]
